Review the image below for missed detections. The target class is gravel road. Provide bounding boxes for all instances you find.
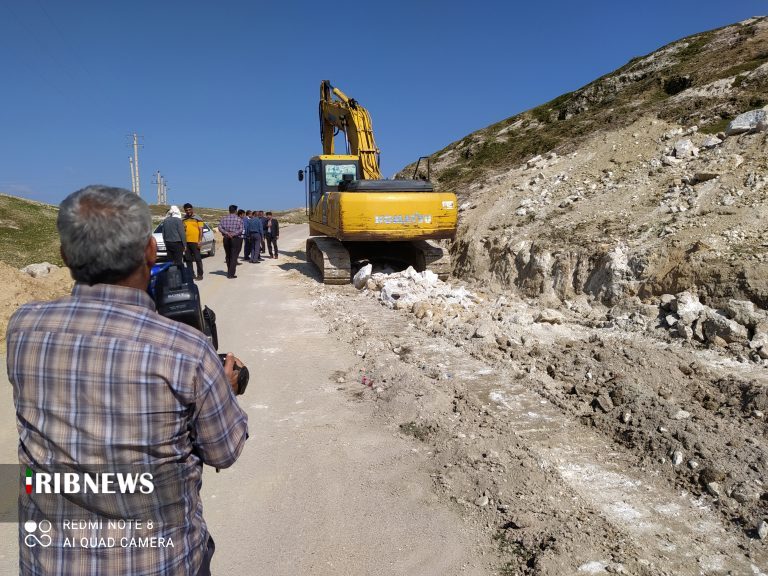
[0,224,489,575]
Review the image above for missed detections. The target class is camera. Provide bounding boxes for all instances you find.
[149,263,249,395]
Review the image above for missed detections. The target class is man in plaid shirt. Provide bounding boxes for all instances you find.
[218,205,243,279]
[7,186,249,576]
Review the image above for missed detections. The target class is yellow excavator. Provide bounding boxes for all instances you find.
[298,80,458,284]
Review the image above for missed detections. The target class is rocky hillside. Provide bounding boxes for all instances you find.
[401,17,768,312]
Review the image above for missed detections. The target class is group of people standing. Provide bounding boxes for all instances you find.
[160,203,207,280]
[218,206,279,279]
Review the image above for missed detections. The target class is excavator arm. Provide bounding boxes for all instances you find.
[319,80,382,180]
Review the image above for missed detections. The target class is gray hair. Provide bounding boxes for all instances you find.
[57,185,152,285]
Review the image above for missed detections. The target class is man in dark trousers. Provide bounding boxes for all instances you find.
[242,210,253,261]
[183,203,205,280]
[264,211,280,258]
[219,205,243,279]
[246,212,264,263]
[161,205,186,265]
[258,210,267,254]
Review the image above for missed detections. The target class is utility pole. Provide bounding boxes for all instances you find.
[129,157,136,194]
[153,171,169,205]
[132,133,142,197]
[154,171,162,204]
[126,133,143,196]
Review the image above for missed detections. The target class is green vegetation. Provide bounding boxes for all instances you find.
[720,55,768,79]
[700,117,731,134]
[530,91,574,124]
[676,32,714,61]
[0,194,307,270]
[0,194,63,268]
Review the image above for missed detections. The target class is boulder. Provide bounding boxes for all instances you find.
[21,262,59,278]
[526,155,543,169]
[750,322,768,350]
[673,139,698,158]
[693,172,719,183]
[724,299,767,329]
[700,136,722,149]
[665,314,678,328]
[725,109,768,136]
[659,294,676,311]
[701,310,749,344]
[353,263,373,290]
[677,324,694,341]
[535,309,565,324]
[671,292,705,324]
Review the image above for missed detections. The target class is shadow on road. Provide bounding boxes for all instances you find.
[278,250,322,282]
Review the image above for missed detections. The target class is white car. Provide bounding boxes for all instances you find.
[153,221,216,260]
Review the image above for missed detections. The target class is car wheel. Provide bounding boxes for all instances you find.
[208,241,216,257]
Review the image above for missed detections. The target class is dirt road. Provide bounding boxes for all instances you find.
[0,224,489,575]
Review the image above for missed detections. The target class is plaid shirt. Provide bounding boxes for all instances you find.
[7,283,248,576]
[217,214,243,238]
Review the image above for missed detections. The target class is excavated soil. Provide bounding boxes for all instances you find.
[0,262,73,341]
[307,271,768,575]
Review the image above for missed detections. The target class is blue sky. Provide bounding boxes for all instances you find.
[0,1,765,211]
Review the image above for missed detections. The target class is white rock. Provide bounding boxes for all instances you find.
[677,324,694,341]
[672,450,684,466]
[662,155,682,166]
[674,139,698,158]
[701,135,722,149]
[535,309,565,324]
[353,263,373,290]
[21,262,59,278]
[473,323,493,339]
[725,300,767,329]
[665,314,678,328]
[663,128,684,140]
[701,310,749,344]
[659,294,676,310]
[375,267,476,311]
[474,495,489,507]
[726,109,768,135]
[526,155,543,169]
[671,292,705,324]
[673,409,691,420]
[757,521,768,540]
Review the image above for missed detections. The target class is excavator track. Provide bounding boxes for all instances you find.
[412,239,451,281]
[306,237,351,285]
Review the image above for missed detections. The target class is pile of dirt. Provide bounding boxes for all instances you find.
[0,262,73,341]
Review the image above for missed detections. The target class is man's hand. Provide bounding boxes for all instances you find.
[222,353,245,395]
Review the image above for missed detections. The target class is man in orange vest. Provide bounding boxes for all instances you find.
[183,203,205,280]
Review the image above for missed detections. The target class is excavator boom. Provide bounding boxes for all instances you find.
[319,80,382,180]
